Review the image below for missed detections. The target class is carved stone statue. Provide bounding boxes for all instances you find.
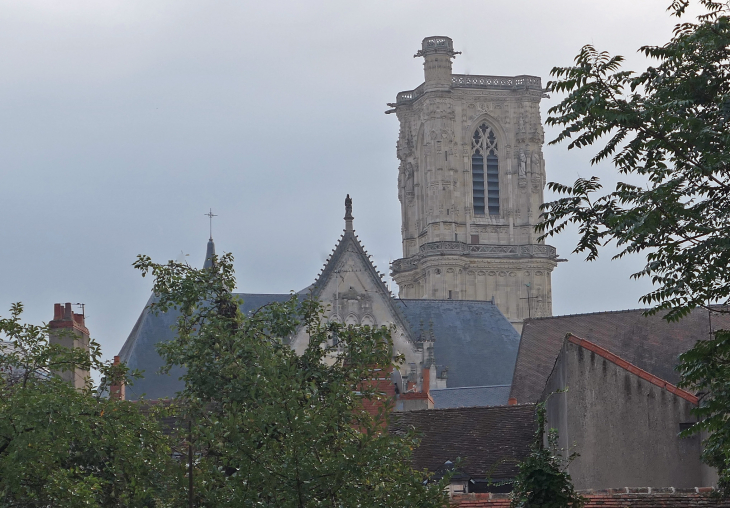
[405,162,415,197]
[344,194,353,221]
[531,152,540,175]
[518,149,527,178]
[518,114,526,133]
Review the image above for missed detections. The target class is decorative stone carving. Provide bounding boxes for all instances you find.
[518,149,527,178]
[389,36,558,327]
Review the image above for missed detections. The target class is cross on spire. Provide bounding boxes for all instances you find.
[205,208,217,240]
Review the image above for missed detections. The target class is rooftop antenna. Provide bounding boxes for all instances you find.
[74,303,85,318]
[205,208,217,240]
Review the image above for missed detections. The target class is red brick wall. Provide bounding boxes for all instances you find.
[452,488,730,507]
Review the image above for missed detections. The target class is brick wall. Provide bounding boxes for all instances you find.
[452,488,730,507]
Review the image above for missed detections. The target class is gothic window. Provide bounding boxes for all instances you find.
[471,123,499,215]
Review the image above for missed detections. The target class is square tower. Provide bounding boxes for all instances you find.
[387,36,559,331]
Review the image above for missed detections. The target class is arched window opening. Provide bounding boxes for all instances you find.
[471,123,499,215]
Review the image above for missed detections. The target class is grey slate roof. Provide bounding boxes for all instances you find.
[396,299,521,388]
[510,307,730,404]
[389,404,536,480]
[431,385,511,409]
[118,293,292,400]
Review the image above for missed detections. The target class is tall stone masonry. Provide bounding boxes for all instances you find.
[387,36,559,332]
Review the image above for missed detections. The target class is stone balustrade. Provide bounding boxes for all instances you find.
[395,75,543,104]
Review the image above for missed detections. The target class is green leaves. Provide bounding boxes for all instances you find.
[510,403,584,508]
[542,1,730,496]
[0,305,179,507]
[540,3,730,321]
[677,329,730,497]
[137,253,448,507]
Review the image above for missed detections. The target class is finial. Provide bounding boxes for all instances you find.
[205,208,217,241]
[344,194,354,233]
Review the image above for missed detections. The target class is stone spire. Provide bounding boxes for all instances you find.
[203,237,216,269]
[204,208,217,269]
[344,194,354,233]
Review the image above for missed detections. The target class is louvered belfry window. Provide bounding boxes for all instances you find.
[471,123,499,215]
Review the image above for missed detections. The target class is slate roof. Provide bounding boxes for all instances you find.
[118,293,292,400]
[431,385,511,409]
[396,299,521,388]
[389,405,536,480]
[510,307,730,404]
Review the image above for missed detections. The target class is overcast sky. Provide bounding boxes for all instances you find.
[0,0,698,358]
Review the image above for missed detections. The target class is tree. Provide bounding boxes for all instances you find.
[0,303,179,508]
[510,402,584,508]
[537,0,730,495]
[677,330,730,495]
[539,0,730,321]
[133,252,449,508]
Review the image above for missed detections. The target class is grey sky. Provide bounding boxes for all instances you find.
[0,0,692,358]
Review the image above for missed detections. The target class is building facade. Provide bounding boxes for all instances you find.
[388,36,558,330]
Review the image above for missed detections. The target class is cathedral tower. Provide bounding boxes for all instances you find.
[387,36,558,331]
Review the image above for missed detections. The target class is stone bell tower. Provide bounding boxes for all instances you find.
[387,36,559,331]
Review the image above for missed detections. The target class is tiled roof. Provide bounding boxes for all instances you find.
[510,307,730,404]
[453,488,730,507]
[396,299,521,388]
[389,404,536,480]
[430,385,511,408]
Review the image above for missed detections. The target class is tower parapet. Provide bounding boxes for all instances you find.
[388,36,558,331]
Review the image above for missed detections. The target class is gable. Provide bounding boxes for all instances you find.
[290,232,418,366]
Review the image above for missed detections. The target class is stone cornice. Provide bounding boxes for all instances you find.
[391,242,558,275]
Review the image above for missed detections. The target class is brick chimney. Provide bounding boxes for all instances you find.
[49,302,90,390]
[109,356,126,401]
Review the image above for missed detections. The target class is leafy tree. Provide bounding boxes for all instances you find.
[538,0,730,321]
[536,0,730,495]
[0,303,179,508]
[677,329,730,496]
[133,252,449,508]
[510,402,584,508]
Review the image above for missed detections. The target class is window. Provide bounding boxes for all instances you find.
[471,234,479,245]
[471,123,499,215]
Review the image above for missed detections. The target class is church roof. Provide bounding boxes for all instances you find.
[510,307,730,404]
[118,292,292,400]
[390,404,536,480]
[396,299,520,388]
[430,385,511,409]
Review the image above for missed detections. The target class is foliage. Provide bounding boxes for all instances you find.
[538,0,730,495]
[133,253,449,508]
[510,402,584,508]
[537,0,730,321]
[677,328,730,496]
[0,303,179,508]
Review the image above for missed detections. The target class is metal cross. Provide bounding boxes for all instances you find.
[205,208,217,240]
[520,283,535,320]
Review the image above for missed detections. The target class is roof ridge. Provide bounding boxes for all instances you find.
[526,308,651,322]
[397,298,497,305]
[566,334,698,405]
[431,384,511,391]
[404,403,536,413]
